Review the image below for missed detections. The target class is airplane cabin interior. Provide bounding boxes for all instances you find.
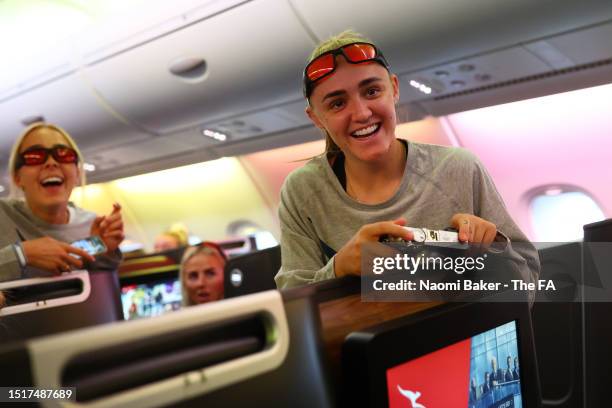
[0,0,611,407]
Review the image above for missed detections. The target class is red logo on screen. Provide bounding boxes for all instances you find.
[387,338,471,407]
[397,386,426,408]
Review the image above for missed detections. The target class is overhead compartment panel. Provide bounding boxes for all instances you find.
[0,73,152,169]
[81,0,315,134]
[292,0,612,73]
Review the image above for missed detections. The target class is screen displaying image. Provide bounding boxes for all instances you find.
[386,321,522,408]
[120,279,182,320]
[71,236,106,255]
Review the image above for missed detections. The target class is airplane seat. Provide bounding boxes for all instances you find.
[531,243,583,407]
[0,269,122,342]
[342,301,542,407]
[582,218,612,407]
[0,288,337,407]
[223,245,281,299]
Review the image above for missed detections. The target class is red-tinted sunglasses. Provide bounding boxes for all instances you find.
[15,144,79,169]
[303,42,390,99]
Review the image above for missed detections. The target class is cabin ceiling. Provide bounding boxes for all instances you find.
[1,0,612,193]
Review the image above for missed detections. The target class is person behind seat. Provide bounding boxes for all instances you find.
[154,232,182,252]
[179,242,227,306]
[0,123,124,282]
[274,30,539,289]
[153,223,189,252]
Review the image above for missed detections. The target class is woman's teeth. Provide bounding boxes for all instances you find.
[351,123,380,138]
[41,176,64,186]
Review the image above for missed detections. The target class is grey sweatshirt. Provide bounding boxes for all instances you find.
[0,199,121,282]
[275,141,539,289]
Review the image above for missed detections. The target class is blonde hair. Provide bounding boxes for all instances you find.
[8,122,86,198]
[306,30,385,155]
[179,245,226,306]
[166,223,189,246]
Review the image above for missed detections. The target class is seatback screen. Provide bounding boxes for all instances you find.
[121,279,182,320]
[386,321,522,408]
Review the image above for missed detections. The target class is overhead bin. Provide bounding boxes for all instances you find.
[0,73,153,169]
[80,0,315,134]
[293,0,612,73]
[293,0,612,114]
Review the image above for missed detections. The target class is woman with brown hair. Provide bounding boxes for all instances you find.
[275,30,539,288]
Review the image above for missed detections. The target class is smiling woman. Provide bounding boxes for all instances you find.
[0,123,125,282]
[274,30,540,290]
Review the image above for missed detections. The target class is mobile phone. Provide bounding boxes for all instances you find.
[71,236,107,256]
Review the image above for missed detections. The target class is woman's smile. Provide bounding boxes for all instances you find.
[350,122,381,139]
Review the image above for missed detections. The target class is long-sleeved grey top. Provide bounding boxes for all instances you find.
[0,198,121,282]
[275,141,539,289]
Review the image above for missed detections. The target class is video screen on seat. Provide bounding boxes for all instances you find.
[120,279,182,320]
[386,321,522,408]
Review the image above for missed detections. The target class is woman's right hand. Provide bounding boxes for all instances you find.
[334,218,413,278]
[21,237,95,274]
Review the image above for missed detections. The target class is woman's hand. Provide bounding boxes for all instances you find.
[90,203,125,254]
[22,237,95,274]
[450,213,497,245]
[334,218,413,278]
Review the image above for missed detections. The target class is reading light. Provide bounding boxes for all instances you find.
[409,80,432,95]
[202,129,228,142]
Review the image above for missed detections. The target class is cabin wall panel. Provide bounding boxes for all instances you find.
[76,158,279,252]
[447,83,612,239]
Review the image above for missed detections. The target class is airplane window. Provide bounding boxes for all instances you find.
[530,189,605,241]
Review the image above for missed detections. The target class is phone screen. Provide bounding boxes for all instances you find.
[71,236,107,256]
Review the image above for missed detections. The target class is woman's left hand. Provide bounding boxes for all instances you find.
[91,203,125,253]
[450,213,497,245]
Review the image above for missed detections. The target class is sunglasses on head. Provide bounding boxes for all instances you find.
[303,42,390,99]
[15,144,79,169]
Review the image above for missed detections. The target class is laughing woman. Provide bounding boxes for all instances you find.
[274,30,539,288]
[0,123,124,282]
